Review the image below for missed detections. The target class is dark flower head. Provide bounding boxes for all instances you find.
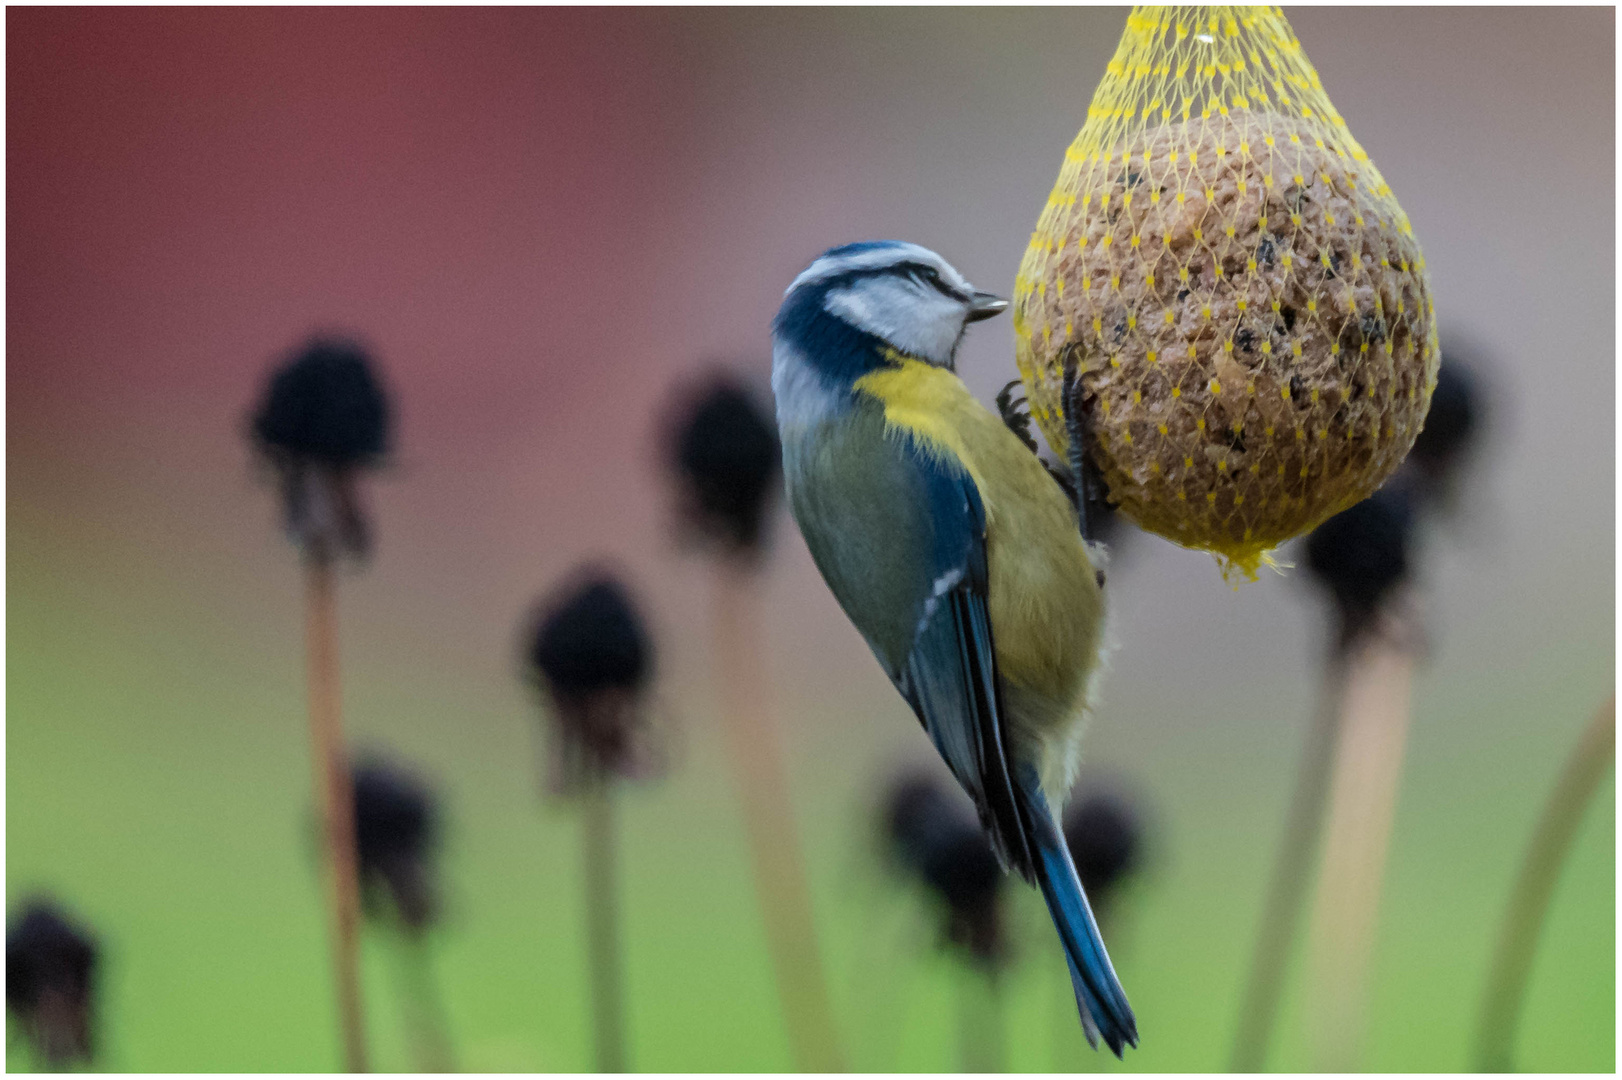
[1405,358,1484,514]
[252,337,391,466]
[528,574,652,707]
[1063,792,1144,902]
[249,336,392,559]
[1305,487,1415,646]
[883,772,1004,965]
[352,758,440,932]
[6,899,98,1068]
[525,570,659,790]
[1410,360,1479,473]
[667,375,782,558]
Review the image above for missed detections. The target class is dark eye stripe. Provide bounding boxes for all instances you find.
[902,262,967,301]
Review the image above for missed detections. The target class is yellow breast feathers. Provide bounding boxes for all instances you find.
[853,356,1104,711]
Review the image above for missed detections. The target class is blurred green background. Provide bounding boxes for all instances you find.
[8,6,1613,1072]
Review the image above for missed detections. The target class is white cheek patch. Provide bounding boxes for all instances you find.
[824,279,965,366]
[771,339,847,431]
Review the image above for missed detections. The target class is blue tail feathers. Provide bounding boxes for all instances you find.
[1027,781,1139,1057]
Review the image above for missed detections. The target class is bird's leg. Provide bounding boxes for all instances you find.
[1002,377,1085,512]
[1061,350,1093,544]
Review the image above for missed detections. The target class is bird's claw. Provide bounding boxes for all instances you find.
[996,379,1041,456]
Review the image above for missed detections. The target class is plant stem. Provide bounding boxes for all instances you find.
[957,964,1003,1073]
[1302,628,1416,1071]
[845,893,910,1072]
[1473,695,1615,1072]
[582,775,626,1073]
[306,552,369,1072]
[1228,653,1348,1071]
[390,930,455,1073]
[712,560,845,1072]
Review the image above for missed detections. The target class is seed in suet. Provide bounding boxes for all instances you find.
[667,376,782,557]
[1305,487,1414,647]
[351,758,440,932]
[6,900,99,1068]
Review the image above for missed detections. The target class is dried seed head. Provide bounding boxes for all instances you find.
[351,758,440,932]
[1063,792,1144,904]
[528,575,652,706]
[526,571,660,790]
[1410,360,1477,467]
[252,337,391,466]
[884,772,1005,966]
[666,375,782,560]
[6,900,98,1068]
[1305,487,1414,648]
[249,337,393,559]
[1015,10,1438,578]
[1405,357,1481,508]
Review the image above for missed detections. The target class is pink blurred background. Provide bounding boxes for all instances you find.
[9,7,1613,1071]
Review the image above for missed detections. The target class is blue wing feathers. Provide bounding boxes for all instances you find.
[902,586,1035,878]
[896,462,1038,878]
[897,439,1136,1054]
[794,416,1136,1053]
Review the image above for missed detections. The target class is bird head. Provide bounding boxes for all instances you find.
[773,241,1007,381]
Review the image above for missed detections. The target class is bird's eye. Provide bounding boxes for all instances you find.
[904,263,963,300]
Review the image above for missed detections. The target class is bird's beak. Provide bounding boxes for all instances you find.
[965,291,1009,322]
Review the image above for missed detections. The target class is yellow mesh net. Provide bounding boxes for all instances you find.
[1013,5,1438,579]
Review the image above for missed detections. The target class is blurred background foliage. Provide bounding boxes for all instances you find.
[7,6,1612,1072]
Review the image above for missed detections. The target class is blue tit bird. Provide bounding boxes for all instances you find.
[771,241,1138,1055]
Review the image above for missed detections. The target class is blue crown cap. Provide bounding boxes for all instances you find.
[820,239,909,259]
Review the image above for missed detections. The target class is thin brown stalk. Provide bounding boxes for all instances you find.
[1473,696,1615,1072]
[712,560,845,1072]
[581,774,626,1073]
[306,551,369,1072]
[957,965,1003,1073]
[1228,653,1348,1071]
[1302,628,1416,1071]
